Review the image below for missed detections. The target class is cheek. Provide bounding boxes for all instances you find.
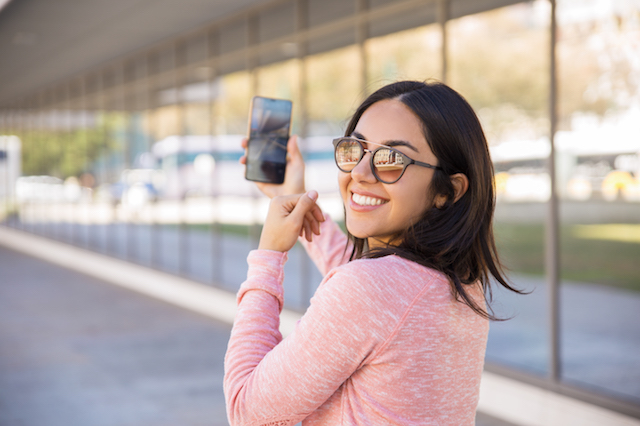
[338,172,351,196]
[394,177,433,214]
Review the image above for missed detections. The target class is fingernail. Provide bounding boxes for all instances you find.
[307,190,318,201]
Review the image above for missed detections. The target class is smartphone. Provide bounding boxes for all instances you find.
[245,96,293,184]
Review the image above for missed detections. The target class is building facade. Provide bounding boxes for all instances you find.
[1,0,639,422]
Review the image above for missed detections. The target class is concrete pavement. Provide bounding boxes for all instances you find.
[0,245,230,426]
[0,236,519,426]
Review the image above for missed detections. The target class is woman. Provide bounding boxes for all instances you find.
[224,81,520,425]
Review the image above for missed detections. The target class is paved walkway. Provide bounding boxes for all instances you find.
[0,242,517,426]
[0,245,230,426]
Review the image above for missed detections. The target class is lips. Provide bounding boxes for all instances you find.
[352,192,388,206]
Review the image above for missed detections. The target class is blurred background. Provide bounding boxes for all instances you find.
[0,0,639,424]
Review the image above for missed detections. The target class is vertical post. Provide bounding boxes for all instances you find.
[100,70,114,256]
[5,110,11,227]
[438,0,449,84]
[34,90,48,235]
[175,41,189,276]
[356,0,368,98]
[80,76,89,249]
[296,0,309,138]
[248,13,260,96]
[15,105,21,229]
[9,106,16,229]
[45,91,53,237]
[63,83,72,243]
[0,111,6,226]
[247,13,262,246]
[124,62,136,262]
[22,100,30,233]
[10,107,18,229]
[5,110,13,227]
[68,82,76,244]
[147,52,160,269]
[296,0,311,310]
[547,0,561,383]
[207,27,222,284]
[119,62,132,261]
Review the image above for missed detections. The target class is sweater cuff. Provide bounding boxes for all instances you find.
[238,250,288,311]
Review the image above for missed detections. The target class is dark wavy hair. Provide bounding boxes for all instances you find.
[344,80,522,320]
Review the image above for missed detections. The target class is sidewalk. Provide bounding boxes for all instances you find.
[0,245,230,426]
[7,225,640,425]
[0,234,519,426]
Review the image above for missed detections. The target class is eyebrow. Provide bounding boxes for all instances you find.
[351,131,419,153]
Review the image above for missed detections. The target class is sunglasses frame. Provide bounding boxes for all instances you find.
[332,136,442,184]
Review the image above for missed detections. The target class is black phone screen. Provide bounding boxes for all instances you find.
[245,96,293,184]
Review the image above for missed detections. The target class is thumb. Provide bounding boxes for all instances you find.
[288,190,319,224]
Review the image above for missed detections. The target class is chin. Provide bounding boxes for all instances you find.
[345,224,369,240]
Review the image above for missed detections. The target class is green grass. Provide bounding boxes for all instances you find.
[166,223,262,238]
[494,223,640,292]
[178,221,640,293]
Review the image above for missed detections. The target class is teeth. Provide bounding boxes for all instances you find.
[352,193,388,206]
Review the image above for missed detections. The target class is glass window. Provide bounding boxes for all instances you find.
[557,0,640,403]
[306,45,363,137]
[367,24,441,84]
[256,59,301,133]
[449,1,551,376]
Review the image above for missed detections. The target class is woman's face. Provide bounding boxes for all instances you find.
[339,99,439,248]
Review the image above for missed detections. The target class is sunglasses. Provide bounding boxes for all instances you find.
[332,136,442,184]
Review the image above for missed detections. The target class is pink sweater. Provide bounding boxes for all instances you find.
[224,216,489,425]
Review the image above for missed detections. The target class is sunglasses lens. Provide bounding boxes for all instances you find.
[373,149,405,183]
[335,139,362,171]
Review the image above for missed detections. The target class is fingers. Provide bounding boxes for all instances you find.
[303,217,313,242]
[259,190,321,252]
[310,204,325,224]
[287,135,301,161]
[293,191,325,242]
[239,138,248,164]
[304,208,324,235]
[288,190,319,223]
[258,189,325,251]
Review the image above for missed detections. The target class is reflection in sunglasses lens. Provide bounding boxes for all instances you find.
[373,149,404,182]
[335,138,407,183]
[336,140,361,171]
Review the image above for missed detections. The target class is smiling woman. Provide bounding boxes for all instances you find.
[338,99,440,249]
[224,81,524,425]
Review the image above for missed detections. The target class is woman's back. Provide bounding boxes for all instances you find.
[302,255,488,425]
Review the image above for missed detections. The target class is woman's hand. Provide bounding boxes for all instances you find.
[240,134,306,198]
[259,190,325,253]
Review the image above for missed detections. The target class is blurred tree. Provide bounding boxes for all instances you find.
[18,113,120,180]
[448,3,549,144]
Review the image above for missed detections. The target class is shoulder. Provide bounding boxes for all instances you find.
[317,255,450,314]
[330,255,446,287]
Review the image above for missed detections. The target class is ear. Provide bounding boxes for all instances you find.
[450,173,469,203]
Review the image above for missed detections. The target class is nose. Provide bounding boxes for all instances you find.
[350,150,377,183]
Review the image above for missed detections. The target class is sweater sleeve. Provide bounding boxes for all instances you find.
[223,250,391,426]
[298,214,352,276]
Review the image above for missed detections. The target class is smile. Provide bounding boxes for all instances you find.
[352,193,389,206]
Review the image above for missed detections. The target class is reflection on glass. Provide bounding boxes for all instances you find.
[449,1,550,376]
[2,0,637,409]
[557,0,640,403]
[306,46,362,137]
[367,24,441,84]
[256,60,300,134]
